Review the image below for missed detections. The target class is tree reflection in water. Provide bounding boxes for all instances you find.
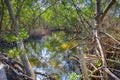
[25,41,82,80]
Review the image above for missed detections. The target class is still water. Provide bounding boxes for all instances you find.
[25,40,81,80]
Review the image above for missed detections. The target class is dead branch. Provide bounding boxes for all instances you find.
[109,68,120,73]
[100,31,120,45]
[103,67,120,80]
[89,75,103,79]
[0,53,34,80]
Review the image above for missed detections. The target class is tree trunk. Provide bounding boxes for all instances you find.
[93,0,108,79]
[4,0,35,79]
[18,41,36,79]
[77,47,90,80]
[93,0,120,80]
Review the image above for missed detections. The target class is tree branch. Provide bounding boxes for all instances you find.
[4,0,36,79]
[103,67,120,80]
[100,0,116,23]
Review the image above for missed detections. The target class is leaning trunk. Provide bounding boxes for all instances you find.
[4,0,35,79]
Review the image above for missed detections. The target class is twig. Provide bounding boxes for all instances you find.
[9,65,34,80]
[101,31,120,45]
[35,71,56,79]
[92,66,103,74]
[104,42,120,50]
[89,75,103,79]
[35,71,50,78]
[90,63,97,70]
[109,68,120,73]
[106,59,120,64]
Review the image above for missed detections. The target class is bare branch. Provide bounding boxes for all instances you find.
[100,31,120,45]
[103,67,120,80]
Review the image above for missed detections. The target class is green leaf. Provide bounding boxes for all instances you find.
[68,72,82,80]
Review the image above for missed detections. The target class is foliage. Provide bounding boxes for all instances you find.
[3,34,18,42]
[95,60,101,67]
[8,48,21,58]
[3,28,29,42]
[68,72,82,80]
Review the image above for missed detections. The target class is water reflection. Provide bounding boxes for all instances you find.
[25,41,81,80]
